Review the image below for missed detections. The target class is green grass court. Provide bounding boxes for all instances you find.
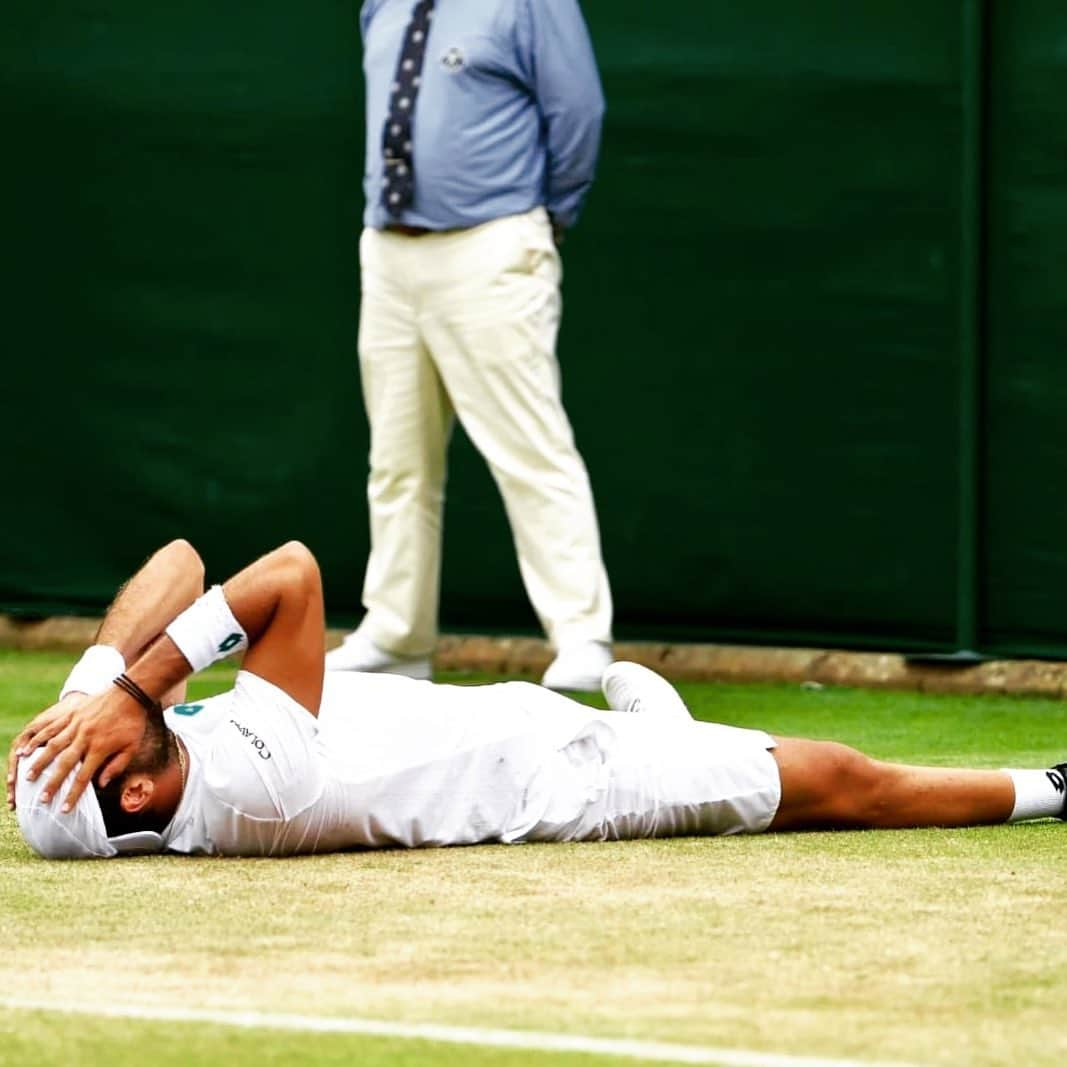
[2,649,1065,1067]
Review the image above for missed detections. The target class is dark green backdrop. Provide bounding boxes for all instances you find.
[2,2,1064,658]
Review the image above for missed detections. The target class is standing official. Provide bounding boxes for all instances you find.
[328,0,614,691]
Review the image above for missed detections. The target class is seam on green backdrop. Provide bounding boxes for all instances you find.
[956,0,989,656]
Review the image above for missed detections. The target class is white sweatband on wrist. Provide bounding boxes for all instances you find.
[59,644,127,700]
[165,585,249,674]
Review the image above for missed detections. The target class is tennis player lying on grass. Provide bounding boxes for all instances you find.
[7,540,1066,858]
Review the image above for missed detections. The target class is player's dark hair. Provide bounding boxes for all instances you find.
[93,715,172,836]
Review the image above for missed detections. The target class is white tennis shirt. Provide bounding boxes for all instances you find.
[161,672,612,855]
[160,671,781,856]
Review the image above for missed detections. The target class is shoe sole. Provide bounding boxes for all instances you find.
[602,662,691,721]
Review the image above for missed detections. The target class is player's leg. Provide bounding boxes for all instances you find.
[419,209,613,690]
[330,227,452,669]
[769,738,1020,831]
[593,666,1031,831]
[596,665,1064,831]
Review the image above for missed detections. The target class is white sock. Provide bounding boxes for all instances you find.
[1005,768,1066,822]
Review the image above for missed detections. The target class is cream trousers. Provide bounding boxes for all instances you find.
[356,207,613,656]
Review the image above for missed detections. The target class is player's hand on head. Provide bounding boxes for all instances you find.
[26,689,148,813]
[6,693,86,811]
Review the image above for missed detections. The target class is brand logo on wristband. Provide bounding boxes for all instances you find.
[172,703,205,717]
[218,633,244,653]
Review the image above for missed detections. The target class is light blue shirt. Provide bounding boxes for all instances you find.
[360,0,605,231]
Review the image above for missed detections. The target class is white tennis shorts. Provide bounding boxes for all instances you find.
[525,714,782,842]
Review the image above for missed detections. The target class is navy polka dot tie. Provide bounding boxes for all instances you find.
[381,0,436,217]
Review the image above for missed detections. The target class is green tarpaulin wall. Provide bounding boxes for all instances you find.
[3,2,1065,658]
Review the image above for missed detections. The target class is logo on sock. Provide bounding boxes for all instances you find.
[1046,770,1065,793]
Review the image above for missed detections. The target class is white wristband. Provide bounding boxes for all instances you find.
[165,585,249,674]
[59,644,126,700]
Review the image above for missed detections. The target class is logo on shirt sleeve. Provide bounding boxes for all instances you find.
[441,47,465,73]
[229,719,272,760]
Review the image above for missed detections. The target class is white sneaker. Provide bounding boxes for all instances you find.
[541,641,613,692]
[601,661,692,722]
[325,631,432,680]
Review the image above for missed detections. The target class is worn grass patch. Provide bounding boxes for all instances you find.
[1,648,1066,1066]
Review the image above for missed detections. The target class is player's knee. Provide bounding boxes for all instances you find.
[818,743,885,821]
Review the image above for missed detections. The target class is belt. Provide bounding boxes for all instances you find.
[383,224,438,237]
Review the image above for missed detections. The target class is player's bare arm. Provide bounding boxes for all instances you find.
[5,538,205,810]
[13,540,325,814]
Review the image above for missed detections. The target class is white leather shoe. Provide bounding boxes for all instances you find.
[541,641,613,692]
[601,661,692,721]
[325,631,432,680]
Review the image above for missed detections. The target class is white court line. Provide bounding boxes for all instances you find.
[0,998,924,1067]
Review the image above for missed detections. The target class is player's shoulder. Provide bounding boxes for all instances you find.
[199,672,324,821]
[164,690,235,736]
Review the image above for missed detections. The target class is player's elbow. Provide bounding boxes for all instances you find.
[162,539,205,589]
[271,541,321,595]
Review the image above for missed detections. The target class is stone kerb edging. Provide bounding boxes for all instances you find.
[3,615,1064,698]
[432,635,1067,697]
